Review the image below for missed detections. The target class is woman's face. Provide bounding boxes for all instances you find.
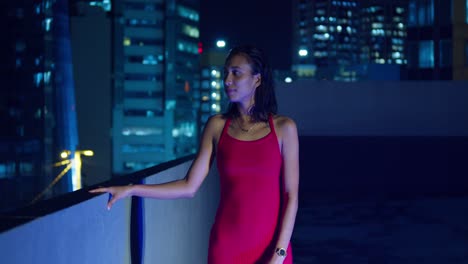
[223,54,261,105]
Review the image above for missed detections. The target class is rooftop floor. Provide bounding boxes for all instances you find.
[292,195,468,263]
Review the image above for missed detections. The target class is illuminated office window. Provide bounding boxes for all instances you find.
[124,37,164,47]
[34,73,43,87]
[177,41,198,54]
[122,127,163,136]
[419,40,434,68]
[177,6,199,22]
[142,55,158,65]
[123,37,131,46]
[418,0,434,26]
[181,24,199,38]
[44,71,51,84]
[0,163,15,179]
[126,18,159,28]
[89,0,112,11]
[124,2,161,11]
[408,0,417,26]
[125,54,164,65]
[43,17,53,31]
[124,162,158,171]
[34,4,41,14]
[19,162,34,176]
[122,144,164,153]
[409,0,435,26]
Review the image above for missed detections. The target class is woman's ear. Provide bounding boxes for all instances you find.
[254,74,261,88]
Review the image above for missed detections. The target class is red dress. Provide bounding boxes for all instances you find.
[208,115,293,264]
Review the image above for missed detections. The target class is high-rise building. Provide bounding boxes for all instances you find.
[112,0,201,175]
[292,0,361,81]
[360,0,407,65]
[69,0,112,187]
[359,0,408,80]
[406,0,468,80]
[199,41,229,128]
[292,0,409,81]
[0,0,79,212]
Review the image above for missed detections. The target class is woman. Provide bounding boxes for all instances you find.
[90,45,299,264]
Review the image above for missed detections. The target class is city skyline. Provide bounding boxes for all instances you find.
[1,0,467,214]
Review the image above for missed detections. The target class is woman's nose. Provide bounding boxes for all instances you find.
[224,76,233,86]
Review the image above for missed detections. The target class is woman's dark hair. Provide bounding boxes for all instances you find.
[223,45,277,122]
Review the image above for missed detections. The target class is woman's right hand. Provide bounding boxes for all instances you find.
[89,185,133,210]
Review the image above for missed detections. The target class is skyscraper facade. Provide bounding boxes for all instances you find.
[0,0,79,212]
[406,0,468,80]
[360,0,407,65]
[112,0,201,175]
[199,42,229,128]
[292,0,361,81]
[69,0,113,188]
[292,0,409,81]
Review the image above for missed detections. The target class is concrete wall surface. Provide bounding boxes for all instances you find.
[277,80,468,136]
[0,194,131,264]
[0,160,220,264]
[142,161,220,264]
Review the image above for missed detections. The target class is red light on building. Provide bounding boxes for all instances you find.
[198,42,203,54]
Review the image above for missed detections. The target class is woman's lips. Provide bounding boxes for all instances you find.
[226,89,236,95]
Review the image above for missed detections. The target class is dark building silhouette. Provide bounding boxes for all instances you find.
[0,0,79,212]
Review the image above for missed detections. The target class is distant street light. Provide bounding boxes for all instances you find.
[30,149,94,204]
[61,149,94,191]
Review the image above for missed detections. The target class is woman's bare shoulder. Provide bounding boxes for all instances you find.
[204,114,227,133]
[273,115,297,131]
[207,114,226,125]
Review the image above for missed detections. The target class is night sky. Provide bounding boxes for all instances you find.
[199,0,293,70]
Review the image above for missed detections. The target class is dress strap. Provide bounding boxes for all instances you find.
[268,114,277,137]
[218,117,231,147]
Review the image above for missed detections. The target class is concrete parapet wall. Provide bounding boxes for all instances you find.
[0,160,220,264]
[277,80,468,136]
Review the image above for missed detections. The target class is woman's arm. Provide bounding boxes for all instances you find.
[270,117,300,263]
[89,115,222,210]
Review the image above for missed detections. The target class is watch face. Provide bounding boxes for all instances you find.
[276,248,286,256]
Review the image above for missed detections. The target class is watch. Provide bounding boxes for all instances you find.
[275,247,287,257]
